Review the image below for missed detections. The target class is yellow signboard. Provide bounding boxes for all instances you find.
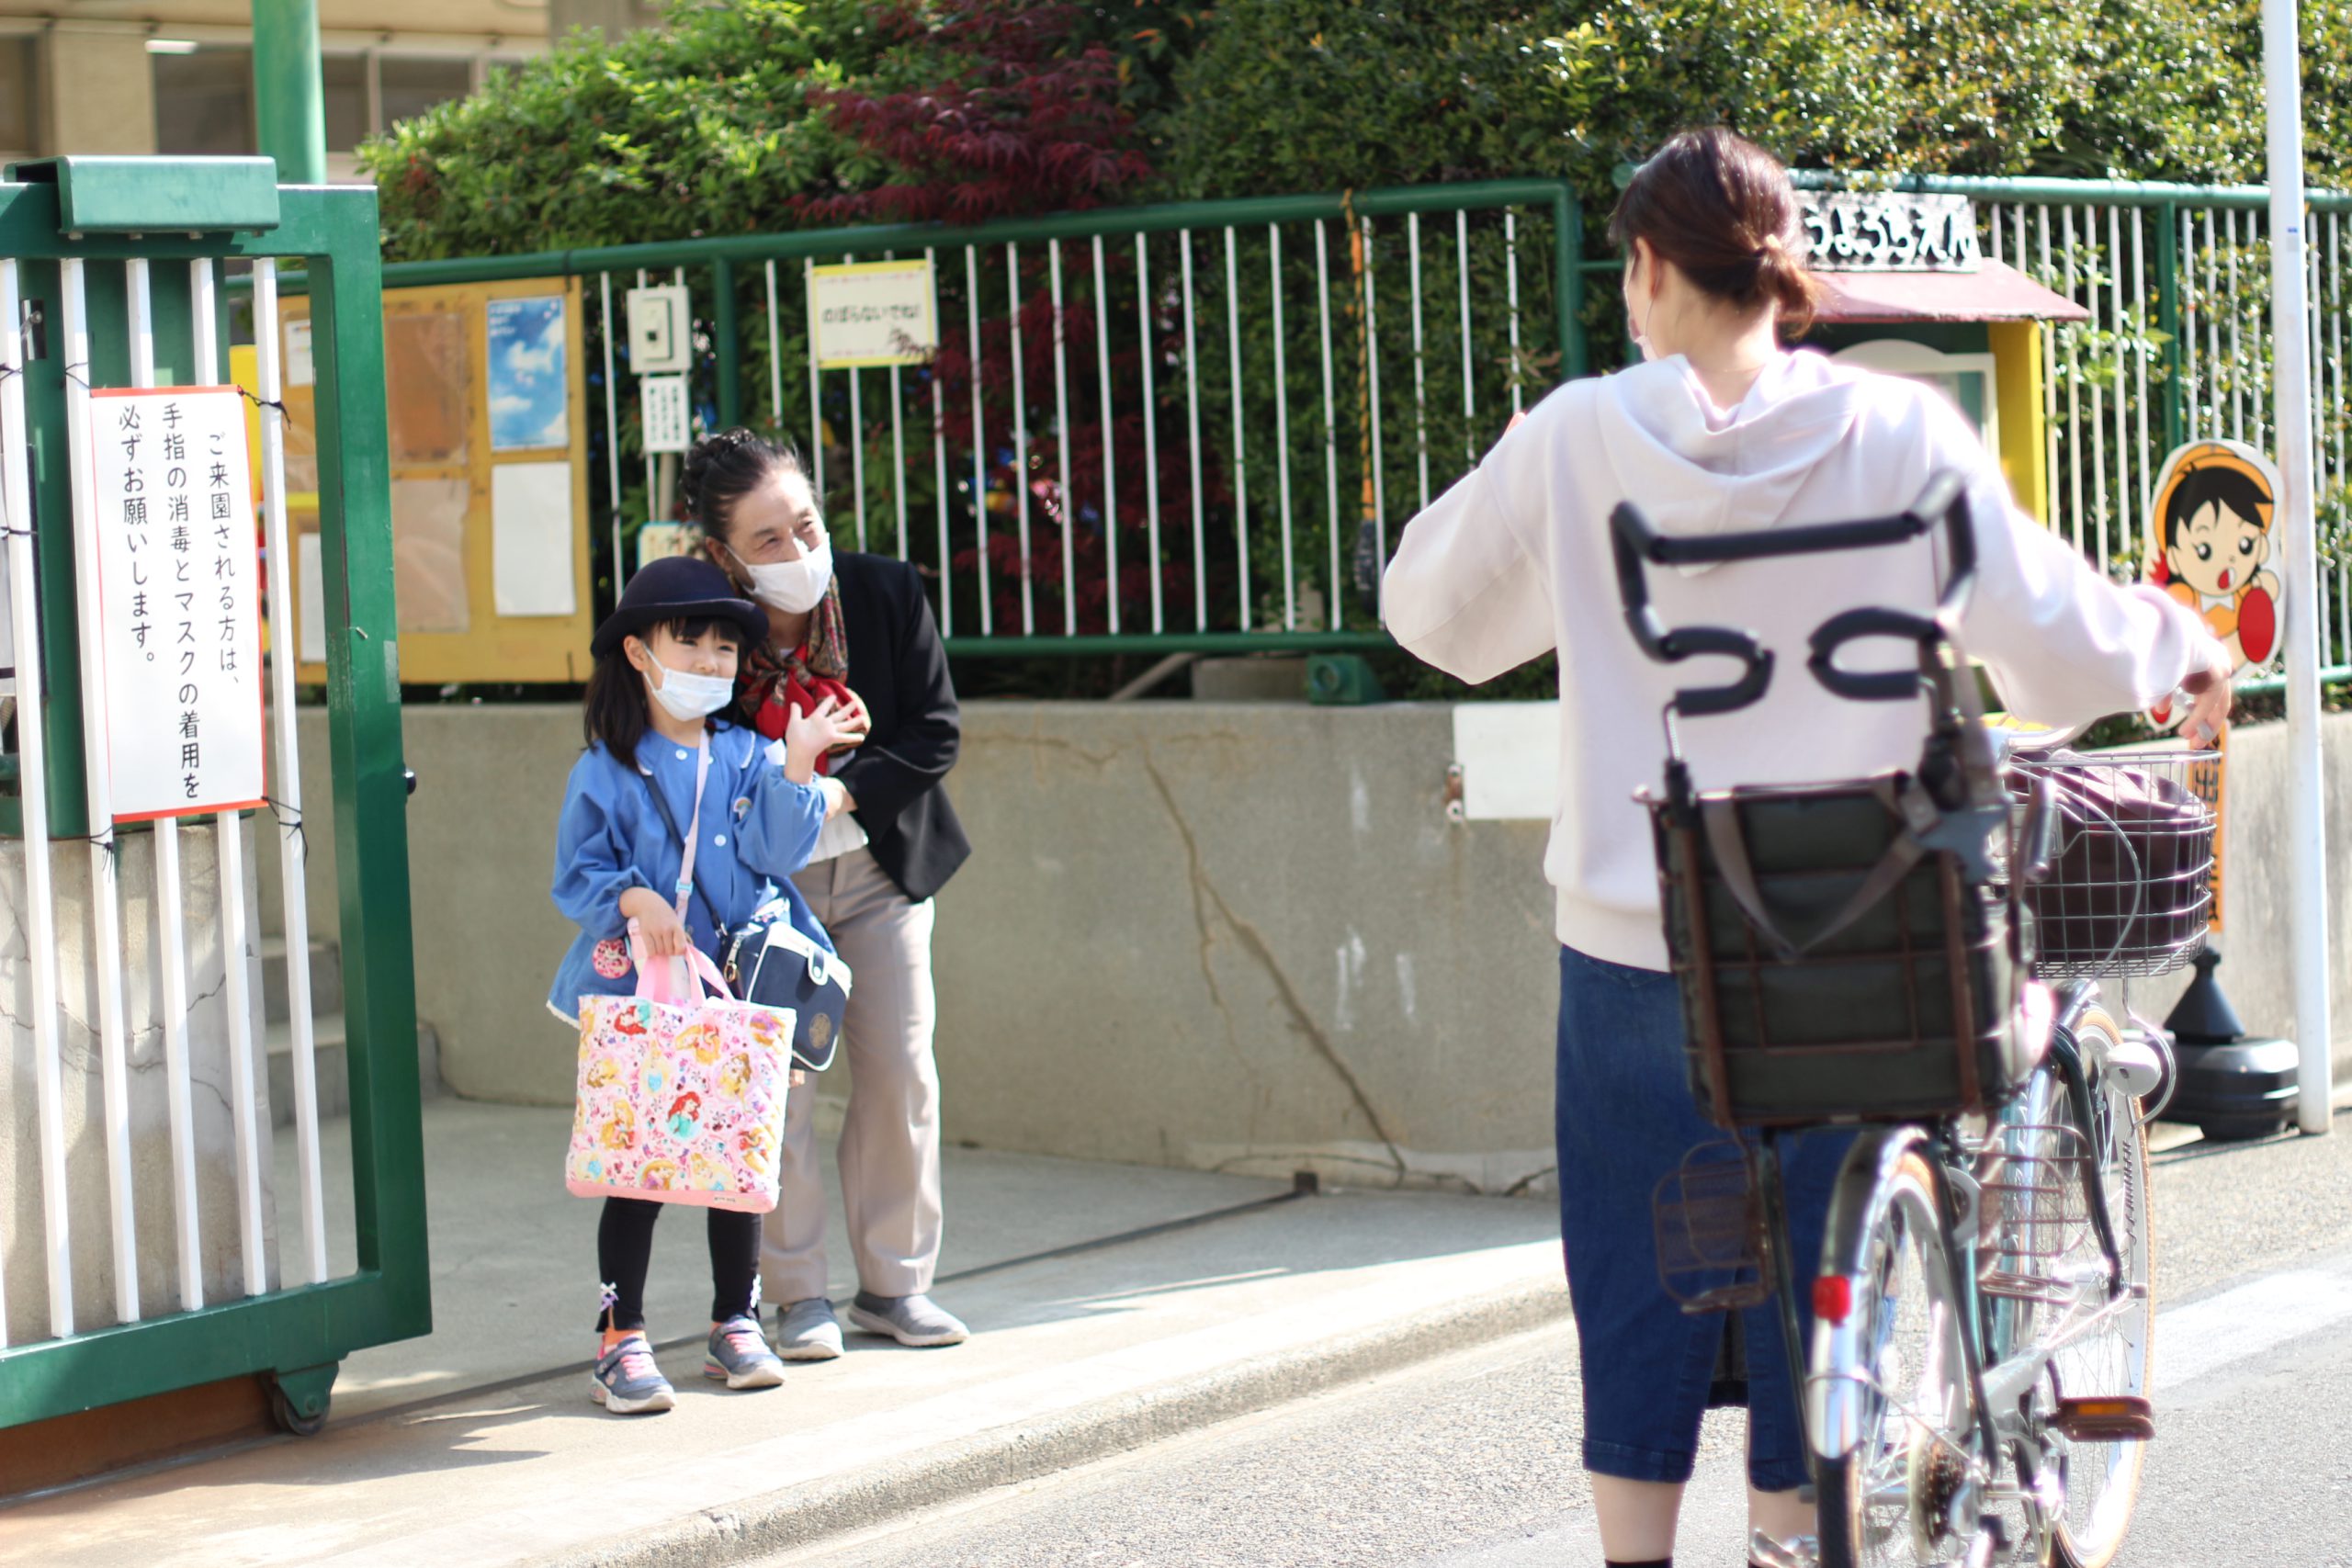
[807,257,937,368]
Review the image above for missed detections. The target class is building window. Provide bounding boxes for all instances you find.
[153,47,255,157]
[323,54,368,153]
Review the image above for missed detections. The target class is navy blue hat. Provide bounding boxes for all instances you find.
[592,555,767,658]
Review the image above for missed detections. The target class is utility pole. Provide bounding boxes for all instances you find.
[253,0,325,186]
[2261,0,2335,1134]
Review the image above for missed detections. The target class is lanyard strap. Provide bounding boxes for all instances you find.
[639,737,719,942]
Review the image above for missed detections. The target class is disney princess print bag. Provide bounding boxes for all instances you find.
[566,938,798,1213]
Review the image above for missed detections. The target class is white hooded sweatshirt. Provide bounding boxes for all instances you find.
[1383,348,2217,973]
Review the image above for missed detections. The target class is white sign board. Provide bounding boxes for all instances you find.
[1450,702,1560,821]
[627,285,693,376]
[1799,191,1982,273]
[639,373,691,453]
[808,258,937,368]
[90,387,266,821]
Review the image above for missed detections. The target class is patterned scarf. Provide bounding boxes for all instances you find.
[736,578,854,769]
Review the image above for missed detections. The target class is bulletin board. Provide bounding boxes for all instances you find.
[268,276,594,685]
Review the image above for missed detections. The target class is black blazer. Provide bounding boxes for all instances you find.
[825,551,970,901]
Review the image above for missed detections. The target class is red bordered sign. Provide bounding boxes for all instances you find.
[89,386,266,822]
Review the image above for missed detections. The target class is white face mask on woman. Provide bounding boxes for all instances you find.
[644,660,735,722]
[733,538,834,615]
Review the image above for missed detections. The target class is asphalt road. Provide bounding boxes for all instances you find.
[759,1108,2352,1568]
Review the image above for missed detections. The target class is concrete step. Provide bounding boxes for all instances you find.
[263,1010,443,1130]
[256,934,344,1025]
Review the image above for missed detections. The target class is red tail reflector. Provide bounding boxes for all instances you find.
[1813,1275,1853,1324]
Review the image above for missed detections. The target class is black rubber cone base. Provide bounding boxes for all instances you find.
[2168,1037,2300,1140]
[2165,949,2246,1045]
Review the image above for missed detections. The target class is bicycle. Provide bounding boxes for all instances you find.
[1612,473,2211,1568]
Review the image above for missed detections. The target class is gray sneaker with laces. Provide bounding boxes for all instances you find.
[773,1296,845,1361]
[846,1292,969,1348]
[704,1314,786,1389]
[591,1332,676,1414]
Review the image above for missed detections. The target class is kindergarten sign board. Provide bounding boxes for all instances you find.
[807,258,937,368]
[89,387,266,821]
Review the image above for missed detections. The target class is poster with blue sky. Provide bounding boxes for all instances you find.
[486,296,569,451]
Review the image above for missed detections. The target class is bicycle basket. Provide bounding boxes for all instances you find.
[2006,746,2217,979]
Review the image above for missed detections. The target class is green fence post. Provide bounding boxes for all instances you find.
[1557,187,1588,379]
[253,0,326,187]
[712,256,741,433]
[2156,201,2186,454]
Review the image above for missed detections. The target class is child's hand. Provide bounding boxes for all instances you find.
[789,1068,808,1088]
[619,888,691,958]
[784,696,859,781]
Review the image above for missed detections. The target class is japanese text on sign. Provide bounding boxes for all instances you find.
[807,258,938,368]
[1799,192,1982,273]
[90,387,266,821]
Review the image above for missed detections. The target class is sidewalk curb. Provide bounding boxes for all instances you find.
[528,1275,1573,1568]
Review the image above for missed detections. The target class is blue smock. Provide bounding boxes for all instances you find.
[547,722,829,1025]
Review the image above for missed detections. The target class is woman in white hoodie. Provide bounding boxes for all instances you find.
[1383,130,2230,1568]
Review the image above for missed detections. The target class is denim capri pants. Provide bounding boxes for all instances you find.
[1555,943,1850,1492]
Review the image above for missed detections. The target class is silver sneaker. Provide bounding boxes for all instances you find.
[704,1314,786,1389]
[591,1332,676,1414]
[773,1296,845,1361]
[846,1291,969,1348]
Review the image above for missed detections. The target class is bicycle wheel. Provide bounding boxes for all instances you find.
[1816,1143,1995,1568]
[2048,1007,2154,1568]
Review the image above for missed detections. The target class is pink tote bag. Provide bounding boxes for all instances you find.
[565,940,798,1213]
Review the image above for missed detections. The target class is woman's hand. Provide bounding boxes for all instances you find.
[785,696,860,782]
[2177,642,2233,750]
[831,690,873,751]
[618,889,690,958]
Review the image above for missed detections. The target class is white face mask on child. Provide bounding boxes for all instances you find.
[643,660,735,721]
[733,539,834,615]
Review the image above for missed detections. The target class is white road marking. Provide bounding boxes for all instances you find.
[2154,1263,2352,1392]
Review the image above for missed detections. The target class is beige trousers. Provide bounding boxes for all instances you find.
[760,846,944,1303]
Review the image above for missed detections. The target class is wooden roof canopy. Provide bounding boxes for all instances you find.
[1806,258,2089,324]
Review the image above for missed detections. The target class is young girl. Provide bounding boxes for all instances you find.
[548,554,861,1415]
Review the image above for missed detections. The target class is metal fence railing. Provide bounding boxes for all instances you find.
[322,181,1587,659]
[284,173,2352,682]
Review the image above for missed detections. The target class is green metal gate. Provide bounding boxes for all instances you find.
[0,157,425,1434]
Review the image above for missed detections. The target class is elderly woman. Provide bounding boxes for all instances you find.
[684,427,972,1357]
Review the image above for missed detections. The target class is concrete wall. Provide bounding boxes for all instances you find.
[262,702,2352,1192]
[1,822,276,1344]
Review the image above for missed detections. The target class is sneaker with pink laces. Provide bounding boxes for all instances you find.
[704,1314,786,1390]
[591,1332,676,1415]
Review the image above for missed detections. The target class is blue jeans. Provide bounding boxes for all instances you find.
[1555,944,1849,1491]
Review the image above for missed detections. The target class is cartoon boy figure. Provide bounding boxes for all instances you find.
[2150,443,2283,672]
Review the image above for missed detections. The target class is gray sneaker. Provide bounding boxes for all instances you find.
[847,1291,969,1348]
[591,1332,676,1414]
[704,1314,786,1389]
[773,1296,845,1361]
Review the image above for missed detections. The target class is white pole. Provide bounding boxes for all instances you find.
[2265,0,2335,1134]
[192,259,268,1298]
[254,262,330,1277]
[126,259,206,1314]
[60,260,141,1323]
[0,259,75,1339]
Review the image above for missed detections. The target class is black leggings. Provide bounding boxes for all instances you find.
[594,1198,763,1331]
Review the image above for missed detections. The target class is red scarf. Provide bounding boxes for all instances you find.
[736,580,854,772]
